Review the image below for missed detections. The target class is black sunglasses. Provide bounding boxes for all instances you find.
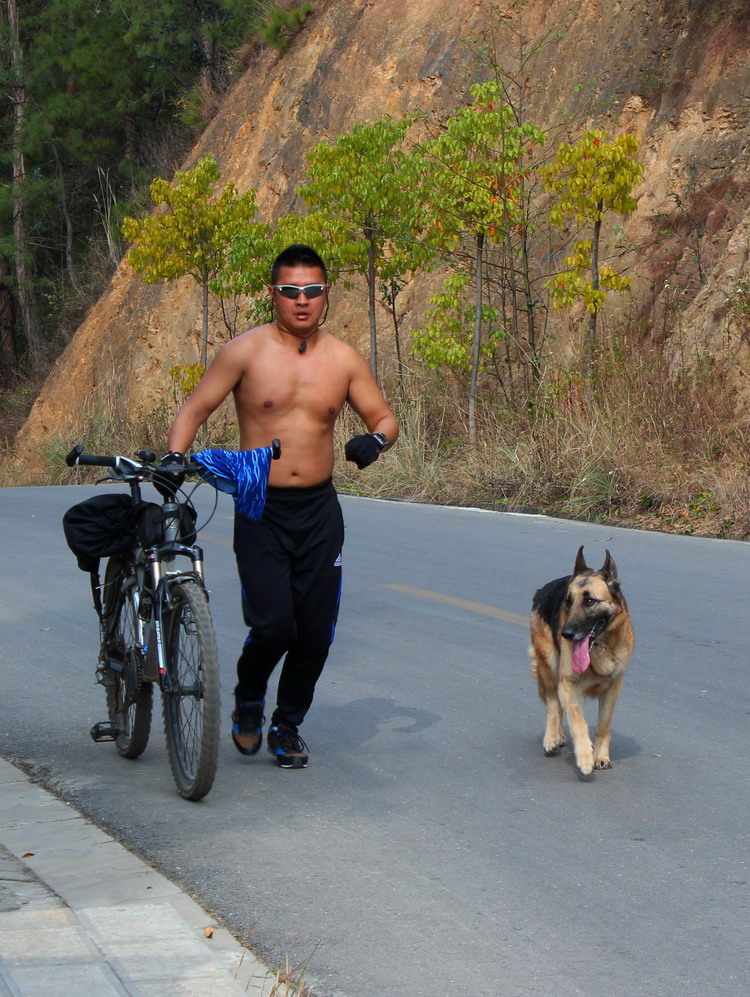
[272,283,327,300]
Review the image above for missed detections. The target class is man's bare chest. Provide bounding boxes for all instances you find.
[235,360,348,420]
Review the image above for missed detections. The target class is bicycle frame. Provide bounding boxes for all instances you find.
[101,480,206,697]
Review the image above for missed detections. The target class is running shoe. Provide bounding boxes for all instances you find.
[267,724,309,769]
[231,700,265,756]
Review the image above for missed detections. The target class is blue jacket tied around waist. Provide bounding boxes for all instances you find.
[192,447,273,519]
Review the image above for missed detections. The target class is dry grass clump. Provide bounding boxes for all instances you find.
[337,338,749,539]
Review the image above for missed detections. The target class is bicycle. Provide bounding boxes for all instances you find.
[62,441,280,801]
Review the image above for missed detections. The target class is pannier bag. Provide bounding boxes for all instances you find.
[62,494,137,573]
[62,494,197,616]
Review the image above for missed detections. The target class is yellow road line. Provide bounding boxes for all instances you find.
[193,544,529,629]
[197,532,232,547]
[382,584,529,628]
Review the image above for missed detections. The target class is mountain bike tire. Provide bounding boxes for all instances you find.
[102,557,153,759]
[160,579,220,801]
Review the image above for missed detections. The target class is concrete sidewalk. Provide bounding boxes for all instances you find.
[0,757,279,996]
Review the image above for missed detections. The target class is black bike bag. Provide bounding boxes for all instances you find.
[62,494,137,573]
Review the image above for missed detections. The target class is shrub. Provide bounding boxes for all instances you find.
[258,3,314,53]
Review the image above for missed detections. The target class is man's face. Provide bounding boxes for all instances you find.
[269,264,328,337]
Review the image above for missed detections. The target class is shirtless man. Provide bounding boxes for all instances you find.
[165,244,398,768]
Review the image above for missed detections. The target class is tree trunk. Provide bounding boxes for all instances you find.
[201,280,209,369]
[518,180,541,387]
[388,279,405,404]
[366,229,378,378]
[469,231,484,445]
[587,207,602,358]
[52,144,83,298]
[123,114,138,163]
[200,17,215,90]
[502,205,520,402]
[0,256,17,377]
[5,0,42,354]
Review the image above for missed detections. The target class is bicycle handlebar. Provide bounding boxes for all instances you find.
[65,444,114,468]
[65,440,282,475]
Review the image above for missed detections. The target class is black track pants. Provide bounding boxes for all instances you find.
[233,478,344,728]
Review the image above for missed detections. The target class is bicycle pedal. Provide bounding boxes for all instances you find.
[90,722,120,742]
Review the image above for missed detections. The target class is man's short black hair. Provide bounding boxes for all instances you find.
[271,244,328,284]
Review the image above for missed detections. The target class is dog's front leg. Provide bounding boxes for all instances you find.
[558,680,594,775]
[543,699,565,755]
[593,674,624,769]
[542,694,565,755]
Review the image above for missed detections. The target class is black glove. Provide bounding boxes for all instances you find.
[344,434,386,470]
[154,451,187,498]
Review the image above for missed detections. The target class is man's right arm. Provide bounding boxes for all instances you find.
[167,341,243,453]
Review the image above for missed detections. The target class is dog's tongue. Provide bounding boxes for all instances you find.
[571,634,592,674]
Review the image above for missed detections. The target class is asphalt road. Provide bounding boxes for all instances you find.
[1,482,748,997]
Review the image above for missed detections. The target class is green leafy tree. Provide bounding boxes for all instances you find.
[410,81,545,440]
[0,0,266,362]
[27,0,265,158]
[299,116,432,381]
[1,0,41,355]
[413,273,504,374]
[467,4,580,393]
[122,155,259,367]
[542,129,643,354]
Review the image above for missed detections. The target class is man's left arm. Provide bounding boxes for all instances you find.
[344,353,399,469]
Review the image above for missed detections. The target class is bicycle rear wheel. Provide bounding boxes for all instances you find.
[161,579,220,801]
[102,557,153,759]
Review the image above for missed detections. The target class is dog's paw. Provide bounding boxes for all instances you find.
[543,735,566,755]
[594,757,612,770]
[576,752,594,775]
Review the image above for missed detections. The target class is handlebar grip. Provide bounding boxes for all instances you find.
[65,444,83,467]
[65,445,117,469]
[272,439,281,460]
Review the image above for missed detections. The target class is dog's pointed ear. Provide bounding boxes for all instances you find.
[601,549,618,580]
[574,545,587,574]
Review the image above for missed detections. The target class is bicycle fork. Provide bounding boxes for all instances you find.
[145,550,206,696]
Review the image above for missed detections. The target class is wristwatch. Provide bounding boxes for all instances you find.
[371,433,389,451]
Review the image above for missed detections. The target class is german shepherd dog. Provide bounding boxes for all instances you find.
[529,546,634,775]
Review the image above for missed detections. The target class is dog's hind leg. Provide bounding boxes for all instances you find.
[558,680,594,775]
[593,674,624,769]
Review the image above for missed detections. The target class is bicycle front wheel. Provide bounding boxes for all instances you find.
[102,557,153,759]
[161,580,220,801]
